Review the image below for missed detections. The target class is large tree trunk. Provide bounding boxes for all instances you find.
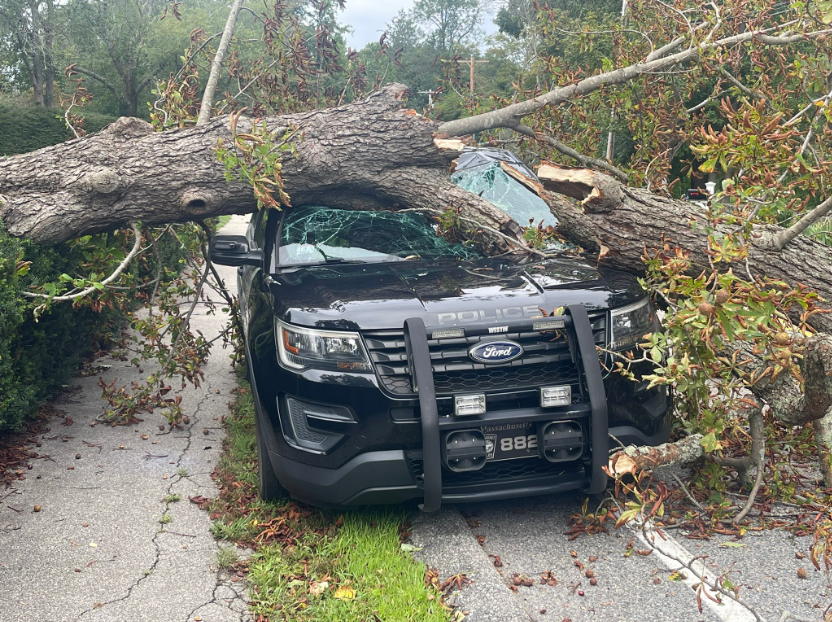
[1,82,831,330]
[0,85,520,251]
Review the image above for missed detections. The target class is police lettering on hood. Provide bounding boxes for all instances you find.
[437,305,544,325]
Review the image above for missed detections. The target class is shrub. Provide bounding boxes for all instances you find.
[0,223,124,429]
[0,104,177,431]
[0,103,117,156]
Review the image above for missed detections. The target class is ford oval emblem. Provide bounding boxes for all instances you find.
[469,340,524,364]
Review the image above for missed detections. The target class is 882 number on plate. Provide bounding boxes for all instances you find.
[483,424,538,461]
[500,435,538,452]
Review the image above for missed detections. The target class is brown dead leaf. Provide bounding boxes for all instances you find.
[609,453,637,477]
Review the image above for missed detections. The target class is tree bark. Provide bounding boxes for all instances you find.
[0,85,521,250]
[508,164,832,334]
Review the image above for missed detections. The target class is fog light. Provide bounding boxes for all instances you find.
[540,385,571,407]
[454,394,486,416]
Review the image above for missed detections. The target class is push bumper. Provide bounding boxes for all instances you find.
[405,305,608,511]
[265,420,670,507]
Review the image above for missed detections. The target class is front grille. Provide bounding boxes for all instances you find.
[407,452,583,486]
[433,361,578,394]
[365,313,606,397]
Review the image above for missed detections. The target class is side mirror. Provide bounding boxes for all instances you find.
[211,235,264,267]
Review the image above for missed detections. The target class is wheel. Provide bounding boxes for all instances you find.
[244,352,251,382]
[253,398,286,502]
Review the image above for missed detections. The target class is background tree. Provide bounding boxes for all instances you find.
[61,0,201,116]
[0,0,57,106]
[411,0,484,53]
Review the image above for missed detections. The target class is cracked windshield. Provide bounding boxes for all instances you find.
[280,160,564,265]
[278,205,483,264]
[452,160,558,229]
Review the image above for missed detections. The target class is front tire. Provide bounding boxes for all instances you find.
[252,387,286,502]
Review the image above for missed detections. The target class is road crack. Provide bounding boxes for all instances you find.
[76,391,212,621]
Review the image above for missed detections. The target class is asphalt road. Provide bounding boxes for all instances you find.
[0,217,250,622]
[412,491,832,622]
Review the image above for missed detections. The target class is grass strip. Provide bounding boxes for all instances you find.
[207,374,450,622]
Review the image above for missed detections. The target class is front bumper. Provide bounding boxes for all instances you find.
[266,419,670,507]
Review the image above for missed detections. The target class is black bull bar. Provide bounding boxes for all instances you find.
[403,305,609,512]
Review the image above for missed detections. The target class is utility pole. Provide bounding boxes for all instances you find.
[418,89,438,110]
[606,0,628,161]
[456,55,489,96]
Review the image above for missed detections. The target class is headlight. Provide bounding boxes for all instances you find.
[610,298,657,350]
[276,321,372,372]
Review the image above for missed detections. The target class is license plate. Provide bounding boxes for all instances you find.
[482,422,538,461]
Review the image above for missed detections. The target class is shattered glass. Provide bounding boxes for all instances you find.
[452,161,559,229]
[279,206,483,265]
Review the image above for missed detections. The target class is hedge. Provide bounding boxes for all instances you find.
[0,105,182,431]
[0,225,124,428]
[0,104,117,156]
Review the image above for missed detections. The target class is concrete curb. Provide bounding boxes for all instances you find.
[411,507,531,622]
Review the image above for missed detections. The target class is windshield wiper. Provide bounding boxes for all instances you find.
[280,257,370,268]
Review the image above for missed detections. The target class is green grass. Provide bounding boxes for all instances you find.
[215,546,240,569]
[210,374,450,622]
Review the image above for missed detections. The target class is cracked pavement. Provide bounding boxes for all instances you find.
[413,491,832,622]
[0,217,251,622]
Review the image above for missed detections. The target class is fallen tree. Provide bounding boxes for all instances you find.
[2,90,832,361]
[2,84,831,331]
[0,86,521,253]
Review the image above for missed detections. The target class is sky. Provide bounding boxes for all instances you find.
[338,0,498,50]
[339,0,413,50]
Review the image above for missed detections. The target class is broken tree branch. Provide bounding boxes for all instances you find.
[763,195,832,251]
[20,222,142,302]
[196,0,245,126]
[510,123,629,181]
[437,26,832,137]
[607,434,705,477]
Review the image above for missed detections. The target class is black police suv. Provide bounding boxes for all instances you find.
[211,149,671,511]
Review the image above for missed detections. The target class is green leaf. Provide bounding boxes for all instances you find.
[650,347,662,364]
[701,432,721,453]
[819,0,832,23]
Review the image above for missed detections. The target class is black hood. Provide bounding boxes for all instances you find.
[271,256,645,331]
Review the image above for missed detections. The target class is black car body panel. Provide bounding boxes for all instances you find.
[215,149,672,509]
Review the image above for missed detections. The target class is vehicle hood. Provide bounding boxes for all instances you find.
[270,256,645,331]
